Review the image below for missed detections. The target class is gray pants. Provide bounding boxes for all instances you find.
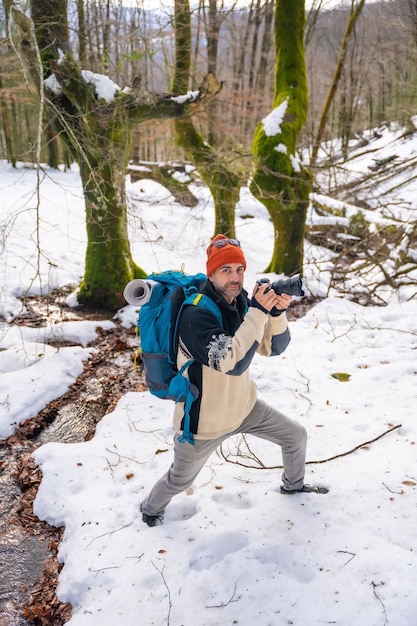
[141,398,307,516]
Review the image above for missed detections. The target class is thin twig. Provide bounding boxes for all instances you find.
[205,582,240,608]
[220,424,401,469]
[371,581,389,626]
[89,564,122,575]
[126,553,145,563]
[337,550,356,567]
[106,457,116,483]
[105,447,147,466]
[152,561,172,626]
[85,522,133,548]
[382,482,403,495]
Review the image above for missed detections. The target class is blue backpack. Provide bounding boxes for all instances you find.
[138,270,222,445]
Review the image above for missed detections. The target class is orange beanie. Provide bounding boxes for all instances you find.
[206,234,247,276]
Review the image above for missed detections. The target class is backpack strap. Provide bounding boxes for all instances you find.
[170,359,197,445]
[171,293,222,364]
[174,293,223,445]
[185,293,223,325]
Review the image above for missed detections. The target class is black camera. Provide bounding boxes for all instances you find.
[257,274,305,297]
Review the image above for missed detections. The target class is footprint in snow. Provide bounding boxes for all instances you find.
[212,491,252,509]
[189,531,248,571]
[252,544,315,583]
[164,500,198,522]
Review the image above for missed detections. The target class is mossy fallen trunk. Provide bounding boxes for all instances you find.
[128,163,198,208]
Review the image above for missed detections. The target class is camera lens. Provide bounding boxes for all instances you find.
[271,275,304,297]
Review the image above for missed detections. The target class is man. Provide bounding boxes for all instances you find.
[141,234,327,526]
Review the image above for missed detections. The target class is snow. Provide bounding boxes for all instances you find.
[1,121,416,624]
[171,90,200,104]
[81,70,121,103]
[290,153,301,172]
[44,73,62,95]
[262,99,288,136]
[44,70,121,103]
[0,319,114,438]
[43,62,202,107]
[274,143,287,154]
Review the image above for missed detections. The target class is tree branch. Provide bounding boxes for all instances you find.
[220,424,402,469]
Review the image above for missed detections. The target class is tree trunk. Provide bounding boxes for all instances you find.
[76,0,86,66]
[254,0,274,95]
[172,0,240,238]
[250,0,312,275]
[102,0,110,73]
[310,0,366,166]
[244,0,262,135]
[205,0,220,146]
[78,135,138,308]
[0,73,16,167]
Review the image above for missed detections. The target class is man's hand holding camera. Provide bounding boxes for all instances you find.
[252,281,291,315]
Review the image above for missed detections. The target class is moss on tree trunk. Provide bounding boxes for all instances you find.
[174,116,239,237]
[77,144,143,309]
[250,0,312,275]
[49,60,146,310]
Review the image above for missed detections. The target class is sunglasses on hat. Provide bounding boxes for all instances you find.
[207,238,240,257]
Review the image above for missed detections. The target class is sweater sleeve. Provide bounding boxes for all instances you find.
[255,310,290,356]
[178,305,269,376]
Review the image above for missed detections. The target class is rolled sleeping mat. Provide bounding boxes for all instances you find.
[123,279,160,306]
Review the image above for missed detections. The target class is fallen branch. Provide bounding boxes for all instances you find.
[307,423,402,465]
[128,162,199,207]
[219,424,401,469]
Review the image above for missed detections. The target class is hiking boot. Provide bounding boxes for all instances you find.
[140,503,164,527]
[281,484,329,495]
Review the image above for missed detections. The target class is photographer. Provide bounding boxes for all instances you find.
[141,234,327,526]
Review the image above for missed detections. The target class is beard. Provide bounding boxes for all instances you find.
[216,281,243,300]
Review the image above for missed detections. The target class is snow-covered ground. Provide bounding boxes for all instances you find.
[0,120,416,625]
